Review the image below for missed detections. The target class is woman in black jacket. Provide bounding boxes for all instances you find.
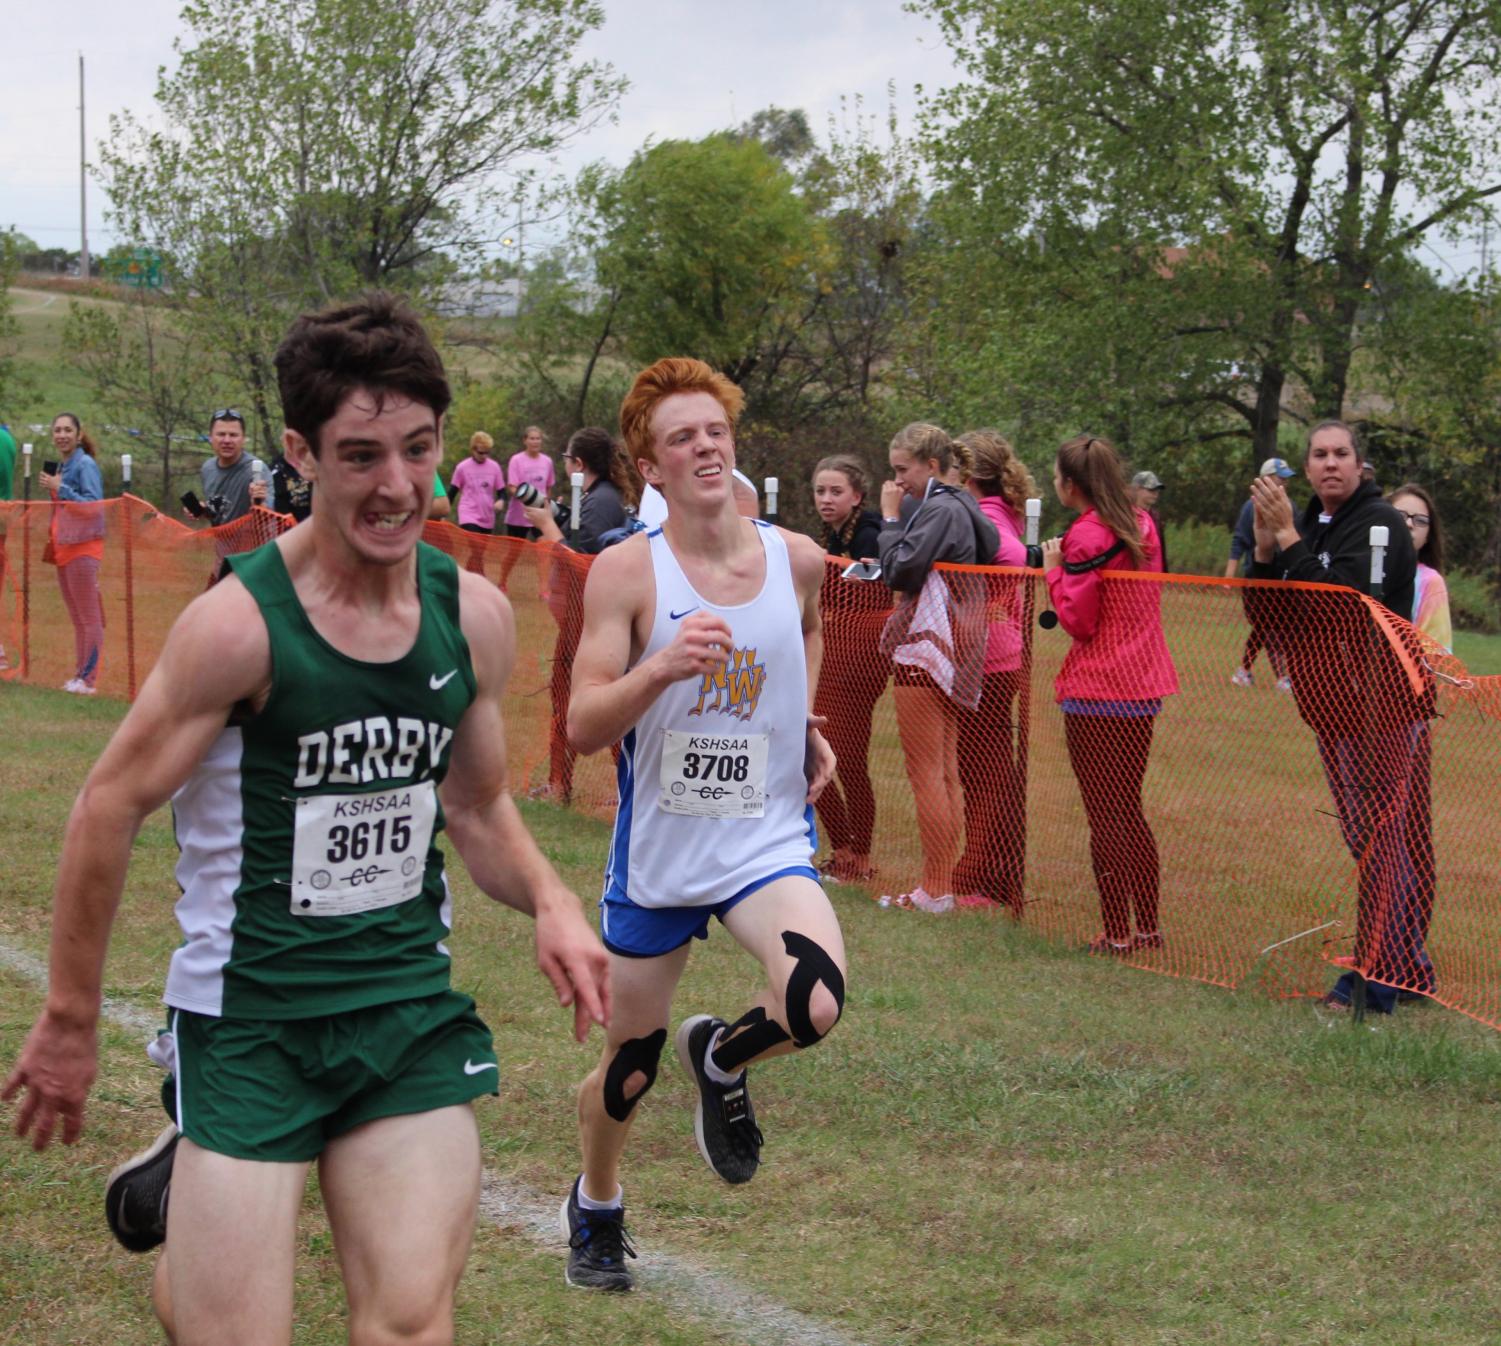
[875,423,1000,913]
[810,454,890,884]
[524,427,640,801]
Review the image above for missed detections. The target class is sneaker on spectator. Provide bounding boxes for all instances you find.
[62,678,81,692]
[104,1124,178,1253]
[559,1176,636,1292]
[1131,930,1165,950]
[1087,934,1132,956]
[1275,676,1293,693]
[676,1015,763,1185]
[73,683,97,696]
[1230,668,1254,688]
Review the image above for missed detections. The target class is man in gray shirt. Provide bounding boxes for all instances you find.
[197,409,267,526]
[194,409,269,583]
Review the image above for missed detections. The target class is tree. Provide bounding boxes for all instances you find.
[62,294,226,506]
[591,134,827,410]
[914,0,1501,473]
[100,0,623,454]
[0,233,24,414]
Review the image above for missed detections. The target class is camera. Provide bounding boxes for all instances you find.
[44,460,61,476]
[512,480,566,523]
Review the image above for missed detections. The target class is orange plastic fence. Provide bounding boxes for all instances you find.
[3,500,1497,1030]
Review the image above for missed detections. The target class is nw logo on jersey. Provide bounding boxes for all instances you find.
[689,646,766,721]
[430,669,458,690]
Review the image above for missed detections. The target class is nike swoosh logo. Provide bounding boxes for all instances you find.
[463,1059,498,1075]
[430,670,458,690]
[669,606,698,620]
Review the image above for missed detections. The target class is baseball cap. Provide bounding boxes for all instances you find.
[1131,470,1163,491]
[1258,457,1296,478]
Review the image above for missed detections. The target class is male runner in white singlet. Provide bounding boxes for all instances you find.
[3,293,610,1345]
[558,357,847,1291]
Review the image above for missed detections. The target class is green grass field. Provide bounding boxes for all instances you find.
[4,682,1501,1346]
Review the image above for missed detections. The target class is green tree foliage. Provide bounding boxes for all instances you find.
[62,295,225,506]
[913,0,1501,489]
[0,233,22,412]
[591,135,827,406]
[100,0,623,454]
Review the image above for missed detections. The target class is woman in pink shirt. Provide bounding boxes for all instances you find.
[503,425,556,538]
[953,430,1036,913]
[1040,435,1178,955]
[450,431,505,532]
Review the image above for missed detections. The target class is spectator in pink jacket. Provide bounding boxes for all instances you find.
[952,429,1036,914]
[1040,435,1178,955]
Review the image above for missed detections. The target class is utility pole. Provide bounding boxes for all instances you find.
[79,52,89,281]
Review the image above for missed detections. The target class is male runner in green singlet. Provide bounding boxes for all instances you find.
[2,294,610,1346]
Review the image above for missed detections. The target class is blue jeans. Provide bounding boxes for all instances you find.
[1318,722,1435,1012]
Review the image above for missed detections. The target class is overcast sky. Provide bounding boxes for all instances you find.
[3,1,962,256]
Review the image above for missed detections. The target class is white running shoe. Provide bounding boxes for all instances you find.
[74,683,98,696]
[62,678,82,693]
[1275,676,1292,693]
[1230,668,1254,688]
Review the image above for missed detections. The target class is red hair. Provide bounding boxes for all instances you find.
[619,358,745,464]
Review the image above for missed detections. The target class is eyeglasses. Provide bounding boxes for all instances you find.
[210,408,245,426]
[1396,510,1431,528]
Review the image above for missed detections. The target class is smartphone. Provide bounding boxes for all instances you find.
[181,490,206,518]
[44,460,60,476]
[842,560,882,581]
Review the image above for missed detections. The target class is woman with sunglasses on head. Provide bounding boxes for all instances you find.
[810,454,891,884]
[876,424,1000,913]
[1041,435,1178,954]
[1389,483,1451,652]
[38,411,106,694]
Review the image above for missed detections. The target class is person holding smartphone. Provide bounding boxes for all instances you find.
[38,412,106,694]
[810,454,890,884]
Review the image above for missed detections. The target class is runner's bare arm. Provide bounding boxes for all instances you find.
[441,572,609,1041]
[566,538,732,755]
[785,529,836,803]
[2,581,270,1150]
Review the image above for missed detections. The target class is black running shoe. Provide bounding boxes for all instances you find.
[560,1177,636,1292]
[675,1015,763,1185]
[104,1124,178,1252]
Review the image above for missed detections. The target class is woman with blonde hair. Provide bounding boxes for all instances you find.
[876,423,1000,912]
[1041,435,1177,953]
[952,429,1036,912]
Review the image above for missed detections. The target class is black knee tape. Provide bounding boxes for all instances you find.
[710,1007,790,1074]
[602,1028,666,1123]
[782,930,845,1047]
